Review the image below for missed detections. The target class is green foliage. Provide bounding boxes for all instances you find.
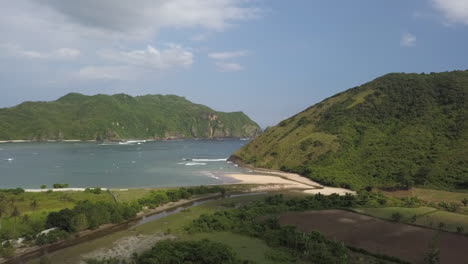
[234,71,468,191]
[0,188,25,195]
[0,93,261,140]
[137,239,247,264]
[0,241,15,258]
[52,184,69,189]
[391,212,402,222]
[85,188,102,194]
[40,185,47,189]
[138,186,226,208]
[45,201,140,232]
[35,229,70,245]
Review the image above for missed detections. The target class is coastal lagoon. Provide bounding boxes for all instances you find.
[0,140,249,189]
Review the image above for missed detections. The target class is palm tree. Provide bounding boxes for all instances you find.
[10,205,21,235]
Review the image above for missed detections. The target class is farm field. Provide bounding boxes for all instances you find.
[279,209,468,264]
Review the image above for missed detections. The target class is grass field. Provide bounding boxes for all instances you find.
[0,191,114,238]
[353,207,468,233]
[381,188,468,205]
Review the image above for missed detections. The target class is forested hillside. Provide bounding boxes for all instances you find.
[0,93,261,141]
[232,71,468,191]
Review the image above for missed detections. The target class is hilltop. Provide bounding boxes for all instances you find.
[232,71,468,191]
[0,93,261,141]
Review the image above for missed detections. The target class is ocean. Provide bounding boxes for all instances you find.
[0,140,249,189]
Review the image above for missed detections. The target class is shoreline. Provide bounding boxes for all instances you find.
[0,137,253,144]
[224,157,355,196]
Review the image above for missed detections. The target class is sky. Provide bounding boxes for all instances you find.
[1,0,468,128]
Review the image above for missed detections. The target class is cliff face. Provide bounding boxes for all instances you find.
[0,93,262,141]
[233,71,468,191]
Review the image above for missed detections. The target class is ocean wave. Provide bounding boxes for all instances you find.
[184,158,227,162]
[201,171,220,179]
[185,162,207,166]
[4,158,14,161]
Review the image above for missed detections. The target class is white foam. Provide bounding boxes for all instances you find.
[201,171,220,179]
[185,162,207,166]
[5,158,13,161]
[190,158,228,162]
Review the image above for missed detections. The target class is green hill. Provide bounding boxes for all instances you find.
[232,71,468,191]
[0,93,261,141]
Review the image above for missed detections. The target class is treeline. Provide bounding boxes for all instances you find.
[137,186,226,208]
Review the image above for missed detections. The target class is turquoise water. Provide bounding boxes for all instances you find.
[0,140,249,189]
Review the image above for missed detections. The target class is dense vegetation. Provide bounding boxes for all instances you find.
[233,71,468,190]
[0,93,261,141]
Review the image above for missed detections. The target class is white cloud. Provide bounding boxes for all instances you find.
[432,0,468,25]
[400,33,416,47]
[99,45,193,70]
[215,62,244,72]
[208,50,248,60]
[0,43,80,59]
[33,0,262,38]
[55,48,81,58]
[191,33,209,42]
[77,66,136,81]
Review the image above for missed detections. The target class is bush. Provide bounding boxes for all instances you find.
[35,229,69,245]
[0,188,25,195]
[85,188,102,194]
[391,212,403,222]
[0,242,15,258]
[52,183,69,189]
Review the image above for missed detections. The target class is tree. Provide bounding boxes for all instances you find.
[10,205,21,235]
[30,198,39,212]
[71,213,89,232]
[40,185,47,189]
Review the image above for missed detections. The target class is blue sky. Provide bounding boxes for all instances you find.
[1,0,467,128]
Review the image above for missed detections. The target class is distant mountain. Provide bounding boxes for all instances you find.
[232,71,468,191]
[0,93,261,141]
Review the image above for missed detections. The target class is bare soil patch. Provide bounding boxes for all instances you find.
[279,210,468,264]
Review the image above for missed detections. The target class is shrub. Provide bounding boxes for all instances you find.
[35,229,69,245]
[52,184,69,189]
[391,212,402,222]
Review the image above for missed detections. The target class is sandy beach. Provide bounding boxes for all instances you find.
[225,170,355,196]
